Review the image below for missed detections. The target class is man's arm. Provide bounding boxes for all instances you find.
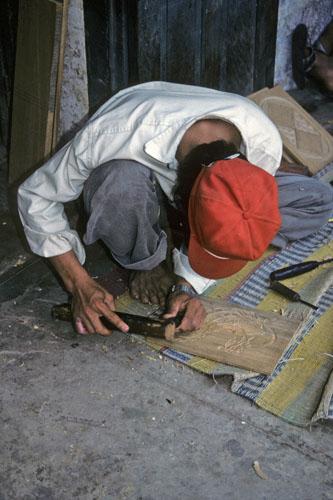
[17,129,127,334]
[50,250,129,335]
[17,128,92,262]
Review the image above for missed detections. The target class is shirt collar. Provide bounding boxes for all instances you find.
[144,124,184,168]
[144,114,228,168]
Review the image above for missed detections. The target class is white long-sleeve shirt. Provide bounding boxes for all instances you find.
[18,81,282,293]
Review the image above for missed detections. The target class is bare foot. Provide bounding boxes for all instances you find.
[129,262,175,307]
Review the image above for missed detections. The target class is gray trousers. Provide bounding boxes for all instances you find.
[83,160,333,271]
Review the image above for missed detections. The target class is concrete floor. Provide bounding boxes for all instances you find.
[1,90,333,499]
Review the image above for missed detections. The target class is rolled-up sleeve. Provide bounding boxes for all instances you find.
[17,127,91,263]
[172,248,216,294]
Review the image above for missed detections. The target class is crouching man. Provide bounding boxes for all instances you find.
[18,82,333,335]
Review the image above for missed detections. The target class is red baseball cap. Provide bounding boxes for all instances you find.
[188,158,281,279]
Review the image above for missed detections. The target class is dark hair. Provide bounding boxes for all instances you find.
[173,139,242,215]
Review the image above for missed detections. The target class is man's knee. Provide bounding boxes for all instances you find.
[83,159,167,268]
[108,160,151,185]
[97,160,153,197]
[83,159,153,214]
[314,180,333,210]
[303,179,333,218]
[273,175,333,248]
[278,174,333,213]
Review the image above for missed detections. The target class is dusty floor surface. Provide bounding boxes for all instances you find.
[0,89,333,499]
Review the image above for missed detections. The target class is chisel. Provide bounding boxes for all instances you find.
[269,280,318,310]
[268,258,333,310]
[51,303,183,341]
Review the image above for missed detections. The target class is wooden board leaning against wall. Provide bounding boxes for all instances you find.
[9,0,68,184]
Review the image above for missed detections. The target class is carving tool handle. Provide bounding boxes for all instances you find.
[51,303,181,341]
[270,281,318,310]
[270,280,301,301]
[270,259,333,282]
[270,261,319,281]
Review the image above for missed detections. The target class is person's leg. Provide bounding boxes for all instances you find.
[272,172,333,249]
[83,159,174,305]
[292,23,333,92]
[311,20,333,91]
[308,51,333,93]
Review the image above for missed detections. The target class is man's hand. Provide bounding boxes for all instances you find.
[163,292,206,332]
[50,250,129,336]
[71,276,129,335]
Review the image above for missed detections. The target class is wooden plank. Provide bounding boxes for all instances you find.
[9,0,67,184]
[126,2,139,87]
[9,0,57,183]
[137,0,165,82]
[51,0,69,150]
[0,0,18,152]
[83,0,111,110]
[201,0,228,90]
[166,0,200,84]
[104,0,279,95]
[150,300,300,375]
[45,2,64,157]
[108,0,138,93]
[223,0,257,94]
[109,0,128,92]
[249,86,333,174]
[253,0,279,91]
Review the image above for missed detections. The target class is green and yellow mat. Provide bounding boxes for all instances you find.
[114,218,333,427]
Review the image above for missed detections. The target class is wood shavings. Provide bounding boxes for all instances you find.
[14,255,27,267]
[317,352,333,359]
[273,308,285,315]
[253,460,268,480]
[144,355,157,362]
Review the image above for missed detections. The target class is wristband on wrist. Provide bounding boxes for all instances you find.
[169,283,197,298]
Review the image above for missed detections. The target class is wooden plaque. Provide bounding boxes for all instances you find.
[151,300,300,375]
[249,86,333,174]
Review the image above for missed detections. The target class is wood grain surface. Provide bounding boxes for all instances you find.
[151,300,300,375]
[9,0,68,183]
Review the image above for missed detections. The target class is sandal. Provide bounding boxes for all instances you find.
[313,38,330,56]
[292,24,316,89]
[313,20,333,56]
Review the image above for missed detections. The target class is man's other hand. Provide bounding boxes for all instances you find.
[163,293,206,332]
[72,276,129,335]
[50,250,129,336]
